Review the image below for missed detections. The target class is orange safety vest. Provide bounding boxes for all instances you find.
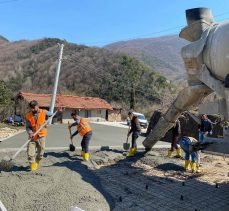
[77,118,92,136]
[26,109,47,138]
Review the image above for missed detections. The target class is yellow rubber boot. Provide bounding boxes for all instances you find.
[84,153,90,161]
[196,165,201,173]
[36,158,42,167]
[127,148,135,157]
[133,147,137,155]
[167,149,172,157]
[191,162,197,173]
[81,151,85,157]
[176,148,182,157]
[30,162,38,171]
[184,160,190,171]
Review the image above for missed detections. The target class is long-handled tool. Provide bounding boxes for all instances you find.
[123,125,131,150]
[0,111,57,172]
[68,121,75,151]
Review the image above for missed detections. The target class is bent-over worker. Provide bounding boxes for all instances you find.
[69,112,92,161]
[127,111,141,156]
[179,136,201,173]
[25,100,53,171]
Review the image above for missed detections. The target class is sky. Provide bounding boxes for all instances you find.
[1,0,229,46]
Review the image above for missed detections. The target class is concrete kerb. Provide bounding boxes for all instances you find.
[0,144,171,153]
[0,129,25,143]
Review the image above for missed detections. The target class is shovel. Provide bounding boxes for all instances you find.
[0,111,57,171]
[123,136,130,150]
[123,125,131,150]
[68,121,75,151]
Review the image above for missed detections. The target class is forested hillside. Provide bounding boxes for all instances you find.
[105,35,188,82]
[0,38,176,114]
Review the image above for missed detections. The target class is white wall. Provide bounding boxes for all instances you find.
[62,108,107,123]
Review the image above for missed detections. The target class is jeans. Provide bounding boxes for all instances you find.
[81,131,92,153]
[131,131,140,148]
[179,137,198,163]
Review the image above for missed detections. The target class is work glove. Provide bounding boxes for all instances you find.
[29,133,34,140]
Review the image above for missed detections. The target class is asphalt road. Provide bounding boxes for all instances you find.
[0,123,169,149]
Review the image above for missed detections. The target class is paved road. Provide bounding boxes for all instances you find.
[0,123,169,149]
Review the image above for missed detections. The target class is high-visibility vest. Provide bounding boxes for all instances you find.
[77,118,92,136]
[26,109,47,138]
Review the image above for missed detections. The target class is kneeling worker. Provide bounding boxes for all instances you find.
[26,100,54,171]
[127,111,141,156]
[69,112,92,161]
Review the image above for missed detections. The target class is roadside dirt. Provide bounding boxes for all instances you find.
[0,124,24,141]
[0,149,229,211]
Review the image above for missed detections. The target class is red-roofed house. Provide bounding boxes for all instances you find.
[14,92,116,123]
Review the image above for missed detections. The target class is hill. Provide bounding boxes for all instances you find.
[0,37,175,113]
[105,35,189,82]
[0,35,9,44]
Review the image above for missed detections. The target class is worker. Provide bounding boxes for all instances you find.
[25,100,53,171]
[127,111,141,156]
[198,114,213,142]
[179,136,201,173]
[69,112,92,161]
[167,119,182,157]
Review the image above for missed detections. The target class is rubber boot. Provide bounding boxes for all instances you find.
[30,162,38,171]
[127,148,135,157]
[81,151,85,157]
[84,153,90,161]
[191,162,197,173]
[184,160,190,171]
[36,158,42,167]
[167,149,172,157]
[176,148,182,158]
[133,147,137,155]
[196,164,201,173]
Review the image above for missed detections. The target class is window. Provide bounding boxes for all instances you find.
[85,110,91,118]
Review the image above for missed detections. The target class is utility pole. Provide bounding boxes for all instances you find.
[49,43,64,123]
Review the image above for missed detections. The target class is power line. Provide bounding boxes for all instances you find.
[84,11,229,46]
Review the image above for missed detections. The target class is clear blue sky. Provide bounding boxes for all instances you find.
[1,0,229,46]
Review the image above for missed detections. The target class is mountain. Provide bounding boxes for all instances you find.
[105,35,189,82]
[0,37,175,112]
[0,35,9,44]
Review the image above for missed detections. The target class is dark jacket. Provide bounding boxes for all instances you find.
[129,115,141,133]
[199,119,212,133]
[172,120,181,137]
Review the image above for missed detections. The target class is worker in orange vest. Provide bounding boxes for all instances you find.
[25,100,54,171]
[69,112,92,161]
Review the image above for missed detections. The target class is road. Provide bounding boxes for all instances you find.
[0,123,169,149]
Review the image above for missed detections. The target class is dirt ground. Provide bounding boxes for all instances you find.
[0,124,24,141]
[0,149,229,211]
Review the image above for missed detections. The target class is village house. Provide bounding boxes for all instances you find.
[14,92,121,123]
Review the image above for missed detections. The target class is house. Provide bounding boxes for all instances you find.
[14,92,115,123]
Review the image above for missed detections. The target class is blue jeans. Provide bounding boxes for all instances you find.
[199,131,206,143]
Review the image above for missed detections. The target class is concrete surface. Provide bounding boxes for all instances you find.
[0,150,113,211]
[0,149,228,211]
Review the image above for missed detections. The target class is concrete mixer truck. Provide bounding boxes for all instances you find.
[143,8,229,153]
